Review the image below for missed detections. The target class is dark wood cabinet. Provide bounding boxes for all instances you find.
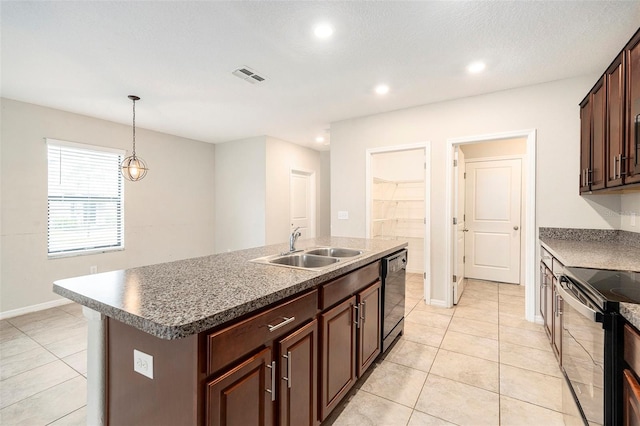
[622,369,640,426]
[580,96,593,193]
[542,266,553,338]
[591,77,607,191]
[626,30,640,185]
[277,319,318,426]
[607,53,626,188]
[357,281,381,377]
[319,296,357,421]
[207,347,275,426]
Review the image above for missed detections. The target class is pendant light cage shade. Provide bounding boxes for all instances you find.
[121,94,149,181]
[121,155,148,181]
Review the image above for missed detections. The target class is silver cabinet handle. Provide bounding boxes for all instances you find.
[282,351,292,389]
[360,300,366,323]
[268,316,295,332]
[265,361,276,401]
[513,226,519,231]
[353,304,360,328]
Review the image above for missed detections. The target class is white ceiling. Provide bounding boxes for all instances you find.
[2,1,639,151]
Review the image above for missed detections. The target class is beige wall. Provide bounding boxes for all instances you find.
[214,137,267,253]
[330,76,625,302]
[1,98,216,314]
[460,137,526,159]
[319,151,331,237]
[265,137,324,245]
[621,194,640,232]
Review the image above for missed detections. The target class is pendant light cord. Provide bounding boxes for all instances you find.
[132,98,136,157]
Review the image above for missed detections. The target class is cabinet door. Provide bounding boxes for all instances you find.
[319,296,357,422]
[552,277,562,363]
[623,369,640,426]
[207,347,274,426]
[580,97,592,193]
[277,320,318,426]
[357,281,381,377]
[591,76,607,190]
[607,53,626,187]
[626,30,640,184]
[539,263,548,337]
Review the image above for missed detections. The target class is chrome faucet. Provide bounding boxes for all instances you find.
[289,227,302,253]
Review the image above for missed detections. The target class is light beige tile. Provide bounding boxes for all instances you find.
[385,339,438,373]
[415,374,499,426]
[500,395,565,426]
[498,302,524,316]
[412,302,455,317]
[403,321,446,348]
[459,289,499,303]
[499,325,552,352]
[405,310,452,330]
[44,330,88,359]
[0,335,41,359]
[456,296,499,310]
[57,303,84,318]
[0,346,57,380]
[7,309,76,334]
[0,322,23,343]
[0,376,86,425]
[430,349,499,392]
[27,322,87,347]
[408,410,456,426]
[453,306,498,324]
[62,350,87,375]
[499,312,545,332]
[0,360,78,409]
[441,330,498,362]
[448,316,498,340]
[331,390,413,426]
[49,406,86,426]
[498,283,525,296]
[405,297,421,315]
[498,293,525,307]
[499,341,562,378]
[500,364,563,411]
[360,361,427,408]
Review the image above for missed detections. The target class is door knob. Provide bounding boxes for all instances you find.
[462,229,469,232]
[513,226,519,231]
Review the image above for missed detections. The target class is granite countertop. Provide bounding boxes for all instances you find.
[53,237,407,340]
[539,238,640,272]
[621,303,640,330]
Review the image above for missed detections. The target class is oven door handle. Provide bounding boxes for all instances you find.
[556,277,603,323]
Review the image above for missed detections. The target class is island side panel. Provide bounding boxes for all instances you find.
[107,319,200,425]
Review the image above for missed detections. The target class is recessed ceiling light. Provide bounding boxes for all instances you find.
[375,84,390,95]
[315,136,325,143]
[314,23,333,39]
[467,61,486,74]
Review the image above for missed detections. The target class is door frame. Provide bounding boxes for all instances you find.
[444,130,537,322]
[365,142,431,303]
[290,168,317,238]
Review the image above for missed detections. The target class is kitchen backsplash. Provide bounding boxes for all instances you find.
[539,227,640,248]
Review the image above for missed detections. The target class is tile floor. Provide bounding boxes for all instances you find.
[0,274,567,425]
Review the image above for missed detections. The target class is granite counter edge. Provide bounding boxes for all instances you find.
[54,243,407,340]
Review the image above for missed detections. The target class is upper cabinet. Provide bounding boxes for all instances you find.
[580,28,640,193]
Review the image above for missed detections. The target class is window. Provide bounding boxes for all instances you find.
[47,139,125,257]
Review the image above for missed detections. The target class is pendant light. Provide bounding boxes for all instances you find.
[121,95,148,181]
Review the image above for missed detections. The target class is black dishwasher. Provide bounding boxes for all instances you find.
[381,249,407,352]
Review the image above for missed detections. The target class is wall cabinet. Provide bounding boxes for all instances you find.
[579,28,640,193]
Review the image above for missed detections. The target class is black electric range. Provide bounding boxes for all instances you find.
[560,267,639,426]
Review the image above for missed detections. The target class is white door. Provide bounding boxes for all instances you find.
[453,148,466,303]
[290,170,315,239]
[464,159,521,284]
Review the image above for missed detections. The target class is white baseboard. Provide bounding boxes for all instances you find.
[427,298,448,307]
[0,298,73,320]
[533,314,544,325]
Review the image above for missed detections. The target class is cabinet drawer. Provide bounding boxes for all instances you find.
[625,323,640,373]
[207,290,318,376]
[319,261,380,310]
[541,246,553,270]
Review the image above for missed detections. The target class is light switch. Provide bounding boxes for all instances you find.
[134,349,153,379]
[632,212,637,227]
[338,211,349,220]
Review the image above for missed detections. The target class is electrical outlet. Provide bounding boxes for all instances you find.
[632,212,637,227]
[89,266,98,274]
[338,211,349,220]
[133,349,153,379]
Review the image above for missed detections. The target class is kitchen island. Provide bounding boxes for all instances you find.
[53,237,407,426]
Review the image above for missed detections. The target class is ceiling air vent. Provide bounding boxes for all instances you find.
[232,66,267,84]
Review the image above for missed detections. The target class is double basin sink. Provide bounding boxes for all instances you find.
[251,247,364,271]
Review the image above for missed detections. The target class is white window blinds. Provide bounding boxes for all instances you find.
[47,139,125,256]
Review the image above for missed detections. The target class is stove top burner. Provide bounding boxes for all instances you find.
[610,288,640,303]
[564,267,640,307]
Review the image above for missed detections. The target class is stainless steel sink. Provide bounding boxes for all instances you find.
[305,247,363,257]
[268,254,339,269]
